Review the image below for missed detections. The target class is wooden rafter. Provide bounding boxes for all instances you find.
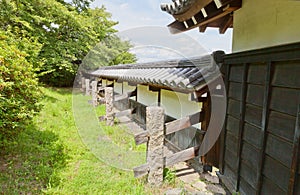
[219,13,233,34]
[167,0,241,34]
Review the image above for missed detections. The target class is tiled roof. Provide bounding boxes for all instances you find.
[90,51,224,92]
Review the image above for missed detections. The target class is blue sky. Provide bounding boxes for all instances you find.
[88,1,233,62]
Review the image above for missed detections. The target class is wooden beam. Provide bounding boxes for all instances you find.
[165,111,204,135]
[219,14,233,34]
[191,96,208,103]
[128,88,137,97]
[134,131,149,145]
[288,103,300,195]
[236,63,249,192]
[149,86,160,92]
[106,83,114,88]
[165,146,200,166]
[256,62,273,195]
[199,25,208,32]
[199,7,235,27]
[114,94,128,102]
[133,163,149,178]
[114,108,135,118]
[168,0,241,34]
[164,138,181,153]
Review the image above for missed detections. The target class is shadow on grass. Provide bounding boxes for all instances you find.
[0,124,68,194]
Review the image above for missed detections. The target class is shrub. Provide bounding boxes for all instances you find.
[0,32,42,142]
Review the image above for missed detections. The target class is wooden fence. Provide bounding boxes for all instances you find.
[219,42,300,195]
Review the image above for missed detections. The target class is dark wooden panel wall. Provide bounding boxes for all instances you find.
[220,42,300,195]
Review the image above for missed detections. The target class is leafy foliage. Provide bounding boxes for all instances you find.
[0,0,135,87]
[82,35,136,71]
[0,31,42,142]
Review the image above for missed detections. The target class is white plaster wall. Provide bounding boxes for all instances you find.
[101,79,106,86]
[137,85,158,106]
[232,0,300,52]
[161,89,202,128]
[123,82,136,100]
[114,81,122,94]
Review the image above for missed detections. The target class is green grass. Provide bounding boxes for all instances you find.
[0,87,147,194]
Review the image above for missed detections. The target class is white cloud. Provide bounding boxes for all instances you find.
[91,0,232,56]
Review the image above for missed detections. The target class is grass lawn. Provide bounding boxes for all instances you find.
[0,87,177,194]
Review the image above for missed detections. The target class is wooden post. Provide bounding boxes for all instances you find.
[91,81,98,107]
[146,106,165,186]
[236,63,249,191]
[201,92,211,171]
[85,79,90,96]
[105,87,114,126]
[81,77,86,91]
[256,62,272,195]
[288,103,300,195]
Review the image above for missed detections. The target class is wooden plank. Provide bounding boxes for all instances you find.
[256,62,272,195]
[263,155,290,192]
[165,112,204,135]
[243,123,263,149]
[165,146,200,166]
[268,111,296,142]
[229,64,244,82]
[133,163,149,178]
[223,42,300,65]
[244,104,263,128]
[265,133,293,168]
[240,161,258,189]
[114,94,128,102]
[288,103,300,195]
[261,176,285,195]
[226,115,239,137]
[228,82,242,101]
[128,88,137,97]
[270,87,300,116]
[114,108,134,118]
[164,138,181,153]
[224,148,238,171]
[222,164,238,192]
[239,177,256,195]
[225,132,238,156]
[227,98,241,119]
[247,63,267,85]
[134,131,149,145]
[241,142,260,172]
[246,84,264,107]
[236,63,248,191]
[273,61,300,89]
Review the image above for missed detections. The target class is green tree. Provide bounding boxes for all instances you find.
[82,35,136,70]
[0,31,42,142]
[0,0,135,86]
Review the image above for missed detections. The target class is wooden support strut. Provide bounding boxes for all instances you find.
[114,88,137,102]
[133,145,200,178]
[165,111,206,135]
[114,108,136,118]
[134,131,149,145]
[134,111,206,145]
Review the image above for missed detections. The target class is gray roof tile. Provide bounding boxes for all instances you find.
[90,52,224,92]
